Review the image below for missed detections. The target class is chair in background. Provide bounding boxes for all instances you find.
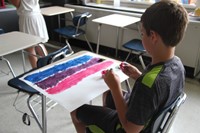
[8,44,74,131]
[122,39,146,70]
[54,12,94,52]
[143,92,187,133]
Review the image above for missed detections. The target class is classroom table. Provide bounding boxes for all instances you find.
[19,50,129,133]
[41,6,75,28]
[92,14,140,56]
[0,31,46,77]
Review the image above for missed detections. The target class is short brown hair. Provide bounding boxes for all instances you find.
[141,0,188,47]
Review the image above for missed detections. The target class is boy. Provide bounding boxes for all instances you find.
[70,1,188,133]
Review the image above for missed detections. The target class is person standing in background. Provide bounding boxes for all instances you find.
[9,0,49,68]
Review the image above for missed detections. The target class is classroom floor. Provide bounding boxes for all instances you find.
[0,44,200,133]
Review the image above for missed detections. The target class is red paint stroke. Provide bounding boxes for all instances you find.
[46,60,114,94]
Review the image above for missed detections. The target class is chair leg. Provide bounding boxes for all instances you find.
[27,95,43,131]
[125,51,132,61]
[84,35,93,52]
[65,40,74,55]
[139,54,146,70]
[0,56,16,77]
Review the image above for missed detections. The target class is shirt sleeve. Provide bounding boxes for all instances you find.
[126,81,158,125]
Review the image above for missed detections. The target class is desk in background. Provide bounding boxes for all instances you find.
[92,14,140,56]
[0,31,46,77]
[41,6,74,42]
[41,6,75,28]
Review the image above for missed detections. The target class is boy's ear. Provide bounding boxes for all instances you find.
[150,31,159,44]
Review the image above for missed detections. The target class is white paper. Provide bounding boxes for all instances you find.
[20,52,128,112]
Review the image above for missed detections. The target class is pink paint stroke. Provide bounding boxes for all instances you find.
[46,60,114,94]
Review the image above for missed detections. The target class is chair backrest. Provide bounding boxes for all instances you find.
[143,92,187,133]
[72,12,92,27]
[37,45,74,68]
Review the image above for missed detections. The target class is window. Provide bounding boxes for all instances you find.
[85,0,197,12]
[88,0,196,5]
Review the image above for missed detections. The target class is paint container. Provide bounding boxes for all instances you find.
[182,0,189,4]
[96,0,101,4]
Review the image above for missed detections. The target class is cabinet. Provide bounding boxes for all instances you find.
[175,21,200,77]
[0,6,19,32]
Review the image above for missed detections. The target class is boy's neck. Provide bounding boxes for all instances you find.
[151,47,175,65]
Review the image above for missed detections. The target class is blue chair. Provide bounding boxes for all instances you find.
[142,92,187,133]
[86,92,186,133]
[54,12,93,52]
[123,39,146,69]
[8,44,74,130]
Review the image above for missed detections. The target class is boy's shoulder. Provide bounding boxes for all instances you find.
[141,56,184,88]
[141,65,163,88]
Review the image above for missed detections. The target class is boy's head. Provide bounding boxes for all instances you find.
[141,0,188,47]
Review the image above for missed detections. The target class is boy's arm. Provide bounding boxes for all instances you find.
[103,70,144,133]
[9,0,20,8]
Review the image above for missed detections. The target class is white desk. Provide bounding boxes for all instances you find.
[41,6,74,16]
[19,51,128,133]
[0,31,46,77]
[92,14,140,56]
[41,6,75,28]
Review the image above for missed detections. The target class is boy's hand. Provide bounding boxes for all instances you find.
[102,69,121,91]
[120,62,142,80]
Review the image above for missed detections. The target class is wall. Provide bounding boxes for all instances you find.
[64,4,200,77]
